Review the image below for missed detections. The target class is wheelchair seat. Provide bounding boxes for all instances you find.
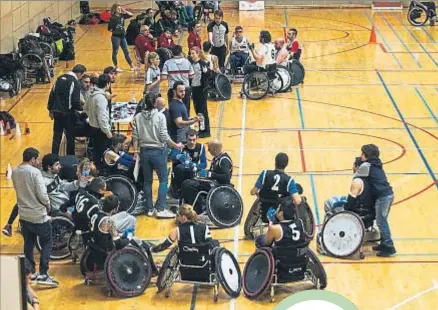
[272,244,308,283]
[178,242,215,283]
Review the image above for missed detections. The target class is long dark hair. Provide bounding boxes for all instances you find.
[144,92,159,111]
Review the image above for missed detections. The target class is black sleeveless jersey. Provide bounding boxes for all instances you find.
[177,222,212,244]
[351,177,375,215]
[259,170,293,202]
[173,143,204,168]
[72,190,101,230]
[90,211,113,251]
[209,152,233,184]
[274,219,310,248]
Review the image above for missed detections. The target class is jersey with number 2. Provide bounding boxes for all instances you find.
[256,170,298,201]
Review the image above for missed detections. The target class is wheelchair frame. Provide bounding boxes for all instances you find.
[408,0,437,26]
[241,64,284,100]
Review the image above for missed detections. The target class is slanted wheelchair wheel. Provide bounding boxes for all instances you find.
[296,198,315,240]
[38,42,53,56]
[104,175,138,214]
[268,71,284,94]
[215,248,242,298]
[306,248,327,289]
[321,210,365,258]
[105,246,152,298]
[215,73,232,101]
[206,185,243,228]
[277,65,292,92]
[288,60,305,86]
[242,248,275,299]
[244,199,261,239]
[21,53,43,71]
[408,6,429,26]
[36,216,75,260]
[242,71,269,100]
[157,246,179,293]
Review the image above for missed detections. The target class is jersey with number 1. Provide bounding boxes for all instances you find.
[257,169,297,201]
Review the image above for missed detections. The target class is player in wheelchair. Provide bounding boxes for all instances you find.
[226,26,251,77]
[80,194,157,297]
[180,139,243,228]
[168,129,207,200]
[242,197,327,301]
[152,204,241,301]
[316,157,379,259]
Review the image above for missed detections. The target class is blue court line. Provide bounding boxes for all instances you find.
[380,13,422,68]
[394,14,438,67]
[414,88,438,125]
[377,71,438,189]
[364,11,403,68]
[295,88,305,129]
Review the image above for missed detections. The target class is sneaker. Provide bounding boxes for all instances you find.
[372,244,386,252]
[36,274,59,287]
[156,210,176,219]
[31,272,40,283]
[131,204,147,216]
[147,209,157,217]
[2,224,12,237]
[116,67,123,73]
[377,247,396,257]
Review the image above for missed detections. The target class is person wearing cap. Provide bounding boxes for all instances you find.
[355,144,395,257]
[274,38,289,66]
[229,26,250,75]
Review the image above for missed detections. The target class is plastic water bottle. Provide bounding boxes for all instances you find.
[184,153,192,169]
[80,159,90,188]
[198,113,205,131]
[121,104,128,119]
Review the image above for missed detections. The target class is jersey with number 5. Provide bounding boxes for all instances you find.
[275,219,310,247]
[256,169,298,201]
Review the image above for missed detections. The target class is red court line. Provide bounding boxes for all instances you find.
[6,89,31,113]
[379,43,438,54]
[393,180,438,206]
[297,130,307,173]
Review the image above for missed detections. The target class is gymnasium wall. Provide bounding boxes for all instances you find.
[0,1,80,54]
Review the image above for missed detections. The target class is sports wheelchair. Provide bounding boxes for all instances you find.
[80,239,153,297]
[183,179,243,228]
[224,53,251,83]
[242,246,327,302]
[241,64,284,100]
[0,53,24,98]
[204,71,232,101]
[193,1,220,23]
[157,242,241,301]
[408,0,437,26]
[316,197,379,259]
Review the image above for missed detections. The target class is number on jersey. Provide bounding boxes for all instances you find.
[289,223,301,241]
[271,174,281,191]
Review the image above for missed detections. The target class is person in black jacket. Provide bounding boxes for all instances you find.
[108,4,136,72]
[356,144,396,257]
[48,64,87,155]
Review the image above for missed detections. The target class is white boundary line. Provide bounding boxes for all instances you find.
[389,280,438,309]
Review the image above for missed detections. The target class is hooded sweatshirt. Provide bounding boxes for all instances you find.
[41,171,79,211]
[84,88,111,136]
[132,108,172,149]
[355,158,393,199]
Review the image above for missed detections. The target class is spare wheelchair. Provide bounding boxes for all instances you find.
[408,0,437,26]
[0,53,24,98]
[316,197,378,259]
[183,179,244,228]
[193,1,220,23]
[241,64,284,100]
[242,246,327,302]
[80,239,153,297]
[204,71,232,101]
[156,242,241,301]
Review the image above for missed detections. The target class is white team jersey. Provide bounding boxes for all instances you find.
[257,43,276,68]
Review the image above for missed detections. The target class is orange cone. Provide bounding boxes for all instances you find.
[24,122,30,135]
[369,26,377,44]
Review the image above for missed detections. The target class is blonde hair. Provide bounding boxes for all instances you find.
[179,205,198,222]
[190,46,207,62]
[111,3,120,16]
[146,52,159,71]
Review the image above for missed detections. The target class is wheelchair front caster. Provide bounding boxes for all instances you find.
[84,278,93,286]
[213,284,219,302]
[165,289,170,298]
[359,252,365,260]
[107,289,113,297]
[270,285,275,302]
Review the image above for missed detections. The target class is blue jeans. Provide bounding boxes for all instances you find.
[111,36,132,67]
[375,194,394,247]
[230,52,249,73]
[140,147,168,211]
[185,5,194,20]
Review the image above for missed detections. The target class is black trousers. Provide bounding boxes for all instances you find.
[20,220,52,275]
[191,85,210,135]
[181,179,215,214]
[211,45,227,70]
[171,164,196,198]
[167,86,192,115]
[52,111,75,155]
[8,204,19,225]
[90,127,111,170]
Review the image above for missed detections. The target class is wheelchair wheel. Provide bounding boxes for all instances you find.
[36,216,75,260]
[321,210,365,258]
[242,248,275,299]
[157,246,179,293]
[104,174,138,214]
[306,249,327,289]
[242,71,269,100]
[408,7,429,26]
[277,65,292,92]
[296,198,315,240]
[38,42,53,56]
[68,232,87,263]
[214,73,232,100]
[215,247,242,298]
[105,246,152,298]
[244,199,261,239]
[206,185,243,228]
[193,5,203,22]
[288,60,305,86]
[21,53,43,71]
[268,72,284,94]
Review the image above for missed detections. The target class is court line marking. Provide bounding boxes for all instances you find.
[414,88,438,126]
[389,280,438,310]
[377,71,438,190]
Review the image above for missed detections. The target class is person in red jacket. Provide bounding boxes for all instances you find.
[188,22,202,50]
[158,30,175,49]
[135,25,156,64]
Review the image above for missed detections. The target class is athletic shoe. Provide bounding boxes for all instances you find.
[116,67,123,73]
[147,208,157,217]
[2,224,12,237]
[377,247,396,257]
[31,272,40,283]
[36,274,59,287]
[131,204,147,216]
[156,210,176,219]
[372,244,385,252]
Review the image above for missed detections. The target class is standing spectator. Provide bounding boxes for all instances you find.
[79,74,91,105]
[135,25,156,65]
[161,45,194,114]
[103,66,118,125]
[356,144,396,257]
[169,81,199,143]
[189,47,211,138]
[84,74,112,170]
[144,52,161,97]
[48,64,87,156]
[108,3,136,72]
[188,22,202,50]
[158,30,175,49]
[12,148,58,287]
[207,10,229,70]
[131,93,183,218]
[144,8,155,27]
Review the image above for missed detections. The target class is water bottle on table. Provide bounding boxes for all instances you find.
[121,104,128,119]
[198,113,205,131]
[80,159,91,188]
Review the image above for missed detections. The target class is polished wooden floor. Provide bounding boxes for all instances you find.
[1,8,438,310]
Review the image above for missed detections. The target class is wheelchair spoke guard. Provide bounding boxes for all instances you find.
[206,186,243,228]
[214,73,232,101]
[157,246,179,293]
[288,60,305,86]
[104,175,138,214]
[215,248,242,298]
[244,199,261,239]
[296,198,315,240]
[242,248,275,298]
[36,216,74,260]
[306,248,327,289]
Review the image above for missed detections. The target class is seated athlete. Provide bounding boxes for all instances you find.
[250,153,302,223]
[286,28,302,61]
[180,139,232,215]
[244,30,276,75]
[169,129,207,199]
[151,204,219,253]
[229,26,250,74]
[103,134,135,174]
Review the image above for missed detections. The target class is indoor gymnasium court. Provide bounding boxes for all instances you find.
[1,1,438,309]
